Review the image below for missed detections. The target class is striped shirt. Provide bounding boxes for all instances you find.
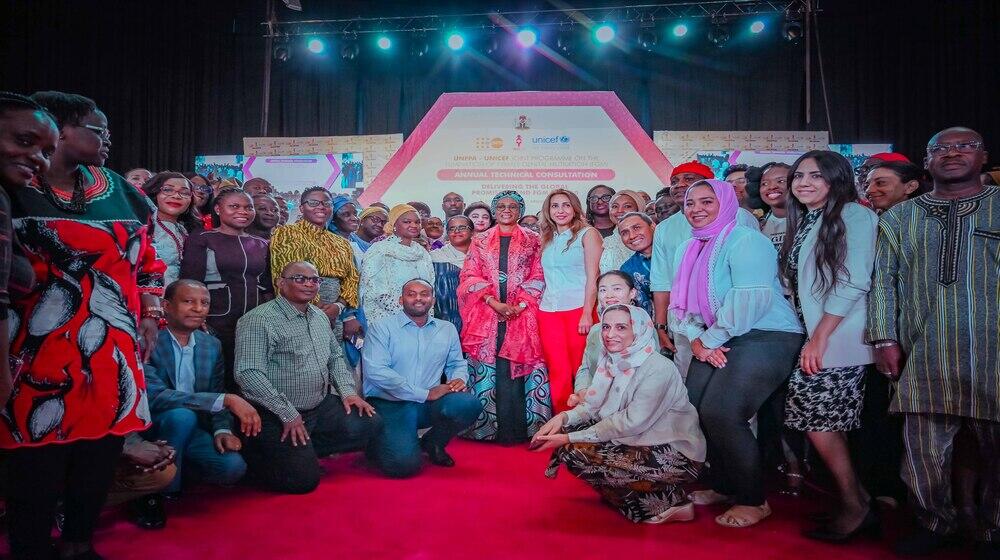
[867,187,999,422]
[235,296,358,422]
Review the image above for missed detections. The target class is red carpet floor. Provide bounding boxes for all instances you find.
[1,440,969,559]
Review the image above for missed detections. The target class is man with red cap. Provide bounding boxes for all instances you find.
[649,161,761,378]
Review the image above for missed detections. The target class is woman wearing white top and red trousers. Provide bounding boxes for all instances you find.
[537,189,603,414]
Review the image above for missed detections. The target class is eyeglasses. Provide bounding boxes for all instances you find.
[588,194,613,203]
[927,141,983,156]
[447,225,471,232]
[729,178,748,186]
[281,275,321,285]
[302,199,333,208]
[193,184,213,195]
[160,187,192,198]
[495,203,520,211]
[81,124,111,140]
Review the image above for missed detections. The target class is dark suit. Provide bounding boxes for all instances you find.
[145,329,246,492]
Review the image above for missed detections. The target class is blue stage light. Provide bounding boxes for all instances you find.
[447,32,465,50]
[376,36,392,50]
[516,28,537,48]
[672,24,689,38]
[306,37,326,54]
[750,20,765,34]
[594,24,615,44]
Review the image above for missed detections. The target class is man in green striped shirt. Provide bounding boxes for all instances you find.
[868,127,999,558]
[235,261,381,494]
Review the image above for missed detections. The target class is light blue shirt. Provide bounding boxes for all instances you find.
[650,208,761,293]
[670,226,803,349]
[167,330,225,413]
[362,312,469,403]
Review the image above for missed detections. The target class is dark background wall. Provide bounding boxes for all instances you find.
[2,0,996,173]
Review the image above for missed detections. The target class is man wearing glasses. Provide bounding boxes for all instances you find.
[234,261,381,494]
[867,127,999,558]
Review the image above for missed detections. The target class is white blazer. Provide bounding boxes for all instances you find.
[794,202,878,368]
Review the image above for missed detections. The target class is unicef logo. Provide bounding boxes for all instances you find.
[531,135,571,144]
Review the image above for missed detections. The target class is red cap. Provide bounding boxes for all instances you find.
[871,152,910,163]
[671,160,714,180]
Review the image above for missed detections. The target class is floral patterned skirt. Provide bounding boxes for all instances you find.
[545,426,701,522]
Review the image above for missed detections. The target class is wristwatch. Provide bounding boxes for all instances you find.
[654,322,669,332]
[141,306,164,320]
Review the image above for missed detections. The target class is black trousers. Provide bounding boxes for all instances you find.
[6,435,124,559]
[685,329,805,506]
[242,394,382,494]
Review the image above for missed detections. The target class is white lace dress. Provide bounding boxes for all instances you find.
[359,236,435,327]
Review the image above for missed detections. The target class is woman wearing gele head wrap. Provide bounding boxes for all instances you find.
[669,180,804,529]
[359,203,434,326]
[458,190,551,443]
[533,305,705,524]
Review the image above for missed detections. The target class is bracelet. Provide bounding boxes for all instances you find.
[873,341,898,349]
[485,295,495,305]
[141,307,164,320]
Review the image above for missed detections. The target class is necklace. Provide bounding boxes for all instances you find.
[156,217,186,256]
[40,168,87,214]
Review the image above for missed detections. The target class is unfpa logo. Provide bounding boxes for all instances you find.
[474,137,505,149]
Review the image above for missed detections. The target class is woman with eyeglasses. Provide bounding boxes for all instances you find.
[584,184,616,237]
[184,172,215,230]
[359,203,434,326]
[142,172,202,287]
[270,187,360,360]
[459,191,551,442]
[430,215,474,331]
[180,188,273,389]
[5,91,165,559]
[327,194,365,261]
[355,205,387,251]
[538,189,602,414]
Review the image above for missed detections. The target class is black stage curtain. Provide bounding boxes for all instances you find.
[2,0,996,173]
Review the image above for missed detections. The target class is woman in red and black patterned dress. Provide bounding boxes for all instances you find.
[4,91,166,560]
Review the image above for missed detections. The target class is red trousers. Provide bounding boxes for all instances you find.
[537,307,592,414]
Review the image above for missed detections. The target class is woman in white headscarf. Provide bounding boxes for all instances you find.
[533,305,706,524]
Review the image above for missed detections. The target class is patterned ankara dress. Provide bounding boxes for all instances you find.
[3,166,165,448]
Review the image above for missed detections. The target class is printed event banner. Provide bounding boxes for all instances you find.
[243,134,402,190]
[654,130,831,167]
[360,92,673,212]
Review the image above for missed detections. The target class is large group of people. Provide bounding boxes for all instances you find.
[0,89,996,560]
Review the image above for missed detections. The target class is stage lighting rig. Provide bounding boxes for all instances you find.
[707,18,730,47]
[782,11,804,42]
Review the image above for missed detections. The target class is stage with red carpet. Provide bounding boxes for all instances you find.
[2,440,966,559]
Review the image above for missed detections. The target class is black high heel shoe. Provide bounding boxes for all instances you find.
[803,507,881,543]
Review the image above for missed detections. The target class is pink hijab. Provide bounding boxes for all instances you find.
[669,179,740,327]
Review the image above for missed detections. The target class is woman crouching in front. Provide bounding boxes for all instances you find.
[532,305,706,523]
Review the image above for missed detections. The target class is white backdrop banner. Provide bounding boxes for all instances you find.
[360,92,673,213]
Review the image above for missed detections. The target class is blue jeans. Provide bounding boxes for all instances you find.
[152,408,247,493]
[370,392,483,478]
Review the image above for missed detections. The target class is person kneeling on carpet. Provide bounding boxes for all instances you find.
[363,278,483,478]
[144,280,255,499]
[533,305,705,524]
[235,261,382,494]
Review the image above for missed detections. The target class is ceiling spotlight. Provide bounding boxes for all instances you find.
[637,29,658,49]
[516,28,537,48]
[446,32,465,51]
[707,20,730,47]
[483,33,501,55]
[782,17,804,43]
[306,37,326,54]
[272,43,292,62]
[594,23,615,44]
[410,34,430,58]
[340,40,359,61]
[750,20,765,34]
[555,27,576,55]
[281,0,302,11]
[376,35,392,50]
[672,23,689,38]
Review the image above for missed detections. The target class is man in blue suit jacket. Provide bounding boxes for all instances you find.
[145,280,262,495]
